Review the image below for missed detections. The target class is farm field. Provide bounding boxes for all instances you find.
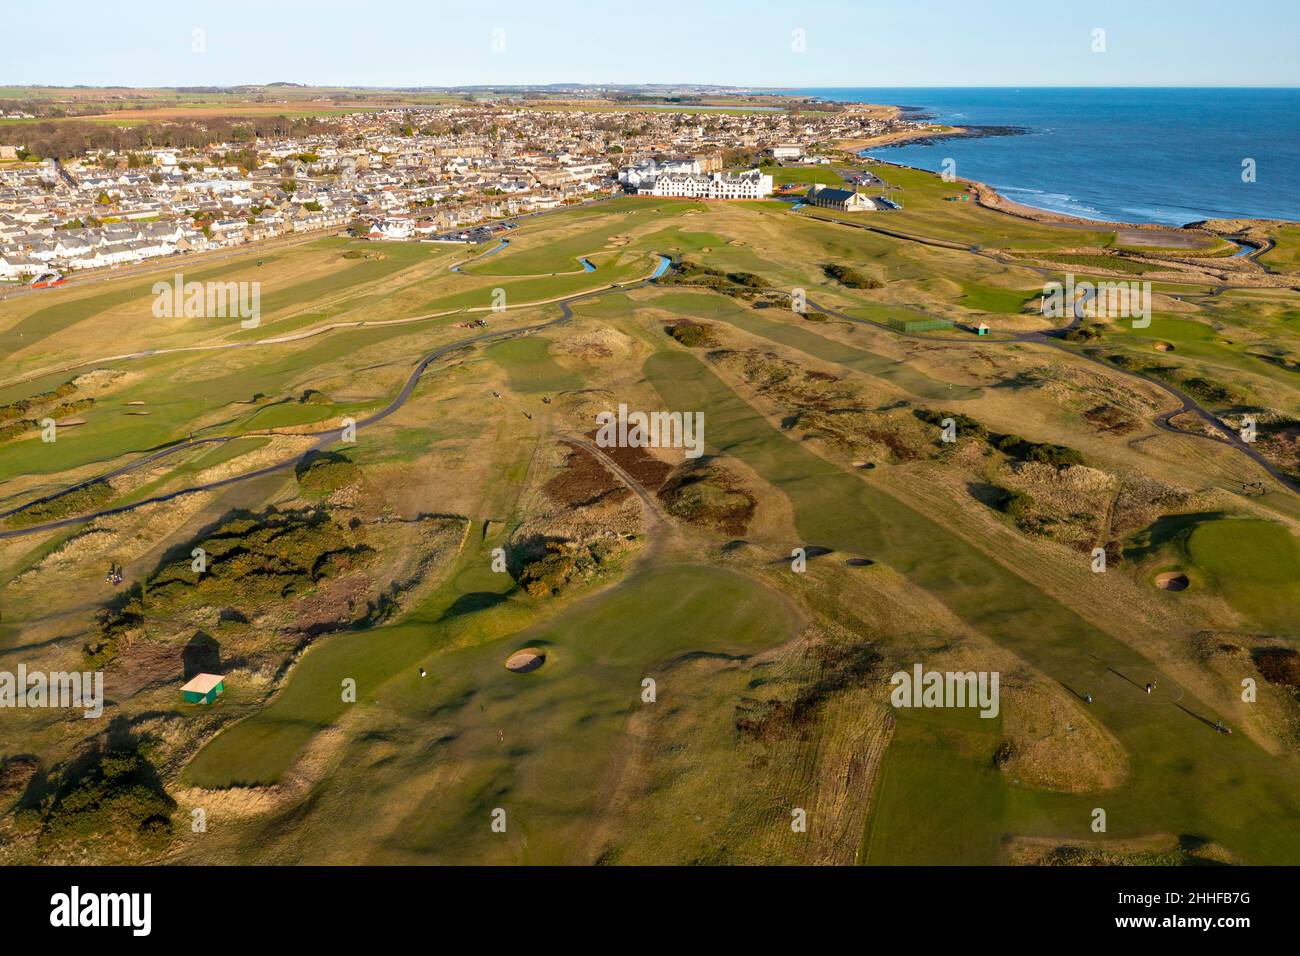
[2,171,1299,866]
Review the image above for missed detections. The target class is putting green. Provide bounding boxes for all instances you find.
[1187,518,1300,635]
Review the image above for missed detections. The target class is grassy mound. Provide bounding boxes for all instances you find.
[658,460,755,535]
[295,450,362,494]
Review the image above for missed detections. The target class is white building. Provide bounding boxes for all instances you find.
[617,157,700,190]
[806,184,879,212]
[647,169,773,200]
[0,253,41,281]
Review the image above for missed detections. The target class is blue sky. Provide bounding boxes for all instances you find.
[11,0,1300,88]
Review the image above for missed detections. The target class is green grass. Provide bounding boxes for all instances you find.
[184,543,793,804]
[0,320,442,485]
[249,240,434,320]
[643,345,1300,864]
[0,256,281,355]
[640,227,729,256]
[1260,225,1300,272]
[414,259,649,314]
[1187,518,1300,636]
[761,164,845,188]
[862,709,1016,864]
[10,183,1300,864]
[1099,311,1300,415]
[840,163,1116,251]
[485,336,581,394]
[369,564,796,862]
[1012,253,1162,275]
[957,283,1036,314]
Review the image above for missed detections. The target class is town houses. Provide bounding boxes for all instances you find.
[1,95,919,281]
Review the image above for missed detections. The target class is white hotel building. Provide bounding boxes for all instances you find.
[641,168,774,201]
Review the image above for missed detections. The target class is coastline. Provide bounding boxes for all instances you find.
[836,100,1288,238]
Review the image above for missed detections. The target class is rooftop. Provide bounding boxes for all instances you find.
[181,673,225,694]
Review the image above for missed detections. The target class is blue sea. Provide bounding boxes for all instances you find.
[791,88,1300,226]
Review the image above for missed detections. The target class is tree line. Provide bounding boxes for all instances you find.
[8,115,339,161]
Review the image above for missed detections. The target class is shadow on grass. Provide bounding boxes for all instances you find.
[1123,511,1227,563]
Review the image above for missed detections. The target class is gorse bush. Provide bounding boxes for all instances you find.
[915,408,987,441]
[84,506,368,665]
[31,731,175,861]
[665,321,718,348]
[915,408,1085,468]
[823,263,882,289]
[657,260,767,297]
[7,480,114,527]
[146,507,363,606]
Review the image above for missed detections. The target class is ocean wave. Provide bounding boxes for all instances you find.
[1118,206,1185,222]
[1003,187,1080,204]
[1001,187,1106,218]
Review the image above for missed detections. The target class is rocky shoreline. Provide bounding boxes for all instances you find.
[888,124,1028,146]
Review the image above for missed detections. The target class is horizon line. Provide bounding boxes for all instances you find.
[4,83,1300,91]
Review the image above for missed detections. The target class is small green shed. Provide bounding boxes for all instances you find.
[181,673,225,704]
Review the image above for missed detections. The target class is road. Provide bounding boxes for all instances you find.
[0,255,667,540]
[3,219,1295,538]
[790,202,1298,494]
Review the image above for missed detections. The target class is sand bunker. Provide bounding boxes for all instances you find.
[845,557,875,567]
[505,648,546,673]
[1156,571,1189,591]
